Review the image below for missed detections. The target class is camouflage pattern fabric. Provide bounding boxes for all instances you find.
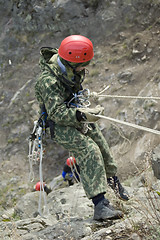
[35,47,117,199]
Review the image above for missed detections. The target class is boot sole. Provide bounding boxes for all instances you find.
[94,216,123,221]
[94,213,124,221]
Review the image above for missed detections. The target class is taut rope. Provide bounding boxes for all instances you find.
[96,114,160,135]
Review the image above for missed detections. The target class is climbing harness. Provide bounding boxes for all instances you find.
[28,115,49,217]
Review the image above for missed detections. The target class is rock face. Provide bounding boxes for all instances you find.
[1,0,160,239]
[152,145,160,179]
[1,173,160,240]
[0,0,141,36]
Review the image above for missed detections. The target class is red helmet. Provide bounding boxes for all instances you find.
[35,181,45,191]
[66,157,76,167]
[58,35,94,63]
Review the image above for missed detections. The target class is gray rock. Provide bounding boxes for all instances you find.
[117,69,133,84]
[14,192,40,219]
[151,145,160,179]
[129,233,141,240]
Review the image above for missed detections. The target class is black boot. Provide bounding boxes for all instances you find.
[94,198,123,220]
[107,176,129,201]
[44,185,52,195]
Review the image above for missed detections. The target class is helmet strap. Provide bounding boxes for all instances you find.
[64,60,82,72]
[67,63,85,85]
[73,68,85,84]
[58,57,86,85]
[65,60,86,83]
[57,56,67,75]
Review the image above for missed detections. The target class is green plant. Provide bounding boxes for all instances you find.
[12,211,21,221]
[156,191,160,196]
[131,183,160,238]
[7,137,20,144]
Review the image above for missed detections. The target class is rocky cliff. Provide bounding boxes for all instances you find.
[0,0,160,239]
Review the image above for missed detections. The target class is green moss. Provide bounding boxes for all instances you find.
[2,219,11,222]
[0,184,14,208]
[12,211,21,221]
[2,122,10,127]
[0,181,28,211]
[156,191,160,196]
[122,43,128,49]
[25,92,30,97]
[7,137,20,144]
[1,95,5,100]
[143,101,156,110]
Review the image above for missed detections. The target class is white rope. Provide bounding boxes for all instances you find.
[98,85,110,95]
[68,154,81,218]
[73,161,81,182]
[91,92,160,101]
[90,84,160,101]
[37,126,49,217]
[98,94,160,100]
[28,121,49,217]
[28,140,35,182]
[28,121,39,182]
[96,114,160,135]
[67,154,81,183]
[69,160,78,183]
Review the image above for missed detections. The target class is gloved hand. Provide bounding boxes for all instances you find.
[78,105,104,122]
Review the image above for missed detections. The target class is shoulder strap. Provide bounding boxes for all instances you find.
[44,63,74,95]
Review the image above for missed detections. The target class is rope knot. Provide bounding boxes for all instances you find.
[90,91,99,100]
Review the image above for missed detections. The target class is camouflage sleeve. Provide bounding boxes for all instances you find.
[35,74,80,127]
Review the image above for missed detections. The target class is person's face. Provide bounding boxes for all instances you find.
[75,66,88,72]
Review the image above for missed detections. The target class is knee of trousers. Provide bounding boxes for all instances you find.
[77,143,107,197]
[76,141,103,167]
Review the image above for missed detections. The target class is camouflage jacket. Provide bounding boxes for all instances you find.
[35,47,84,128]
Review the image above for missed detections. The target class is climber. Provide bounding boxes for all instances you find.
[62,156,80,185]
[35,35,129,221]
[34,181,52,195]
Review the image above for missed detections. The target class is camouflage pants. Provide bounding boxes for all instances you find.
[54,123,117,199]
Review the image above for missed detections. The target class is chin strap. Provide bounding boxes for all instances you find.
[57,56,67,75]
[58,57,86,84]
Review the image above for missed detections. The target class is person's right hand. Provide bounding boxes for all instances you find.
[79,105,104,122]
